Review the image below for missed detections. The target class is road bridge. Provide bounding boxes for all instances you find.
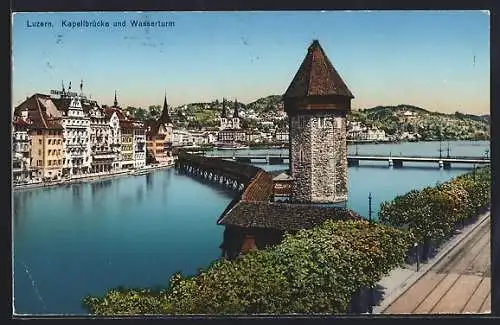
[200,153,490,169]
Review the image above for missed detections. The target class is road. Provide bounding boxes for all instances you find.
[384,217,491,314]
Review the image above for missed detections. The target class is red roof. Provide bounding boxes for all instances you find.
[14,94,63,130]
[284,40,354,99]
[12,117,31,131]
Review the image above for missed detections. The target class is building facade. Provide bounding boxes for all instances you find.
[218,99,245,143]
[133,121,146,168]
[88,104,116,173]
[12,116,32,182]
[104,107,123,171]
[14,94,65,181]
[59,95,92,177]
[145,94,174,164]
[120,120,135,169]
[283,40,354,203]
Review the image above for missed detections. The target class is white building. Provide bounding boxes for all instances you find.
[88,103,116,173]
[172,129,194,147]
[275,130,289,143]
[103,107,122,171]
[358,128,387,141]
[219,98,241,131]
[59,95,92,176]
[12,116,32,182]
[133,121,146,168]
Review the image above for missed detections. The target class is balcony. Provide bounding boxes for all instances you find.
[92,152,116,160]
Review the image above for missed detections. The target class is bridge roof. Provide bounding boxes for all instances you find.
[284,40,354,99]
[218,201,362,231]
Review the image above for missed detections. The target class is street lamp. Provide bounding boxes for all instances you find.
[368,192,372,223]
[414,242,420,272]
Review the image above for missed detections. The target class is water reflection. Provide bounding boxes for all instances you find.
[72,186,82,209]
[146,173,153,191]
[136,186,143,203]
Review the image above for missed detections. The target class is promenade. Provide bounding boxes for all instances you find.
[375,212,491,314]
[12,162,175,191]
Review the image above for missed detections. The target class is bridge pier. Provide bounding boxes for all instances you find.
[348,158,359,167]
[393,160,403,168]
[443,161,451,169]
[269,157,284,165]
[236,157,251,163]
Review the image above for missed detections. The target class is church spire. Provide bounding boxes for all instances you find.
[233,98,239,118]
[221,98,228,118]
[114,90,118,107]
[159,92,173,125]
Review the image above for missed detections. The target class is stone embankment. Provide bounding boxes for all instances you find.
[13,162,175,191]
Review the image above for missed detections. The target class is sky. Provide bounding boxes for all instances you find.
[12,11,490,114]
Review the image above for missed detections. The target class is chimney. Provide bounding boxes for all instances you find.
[21,108,29,120]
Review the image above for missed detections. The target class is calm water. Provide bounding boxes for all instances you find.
[12,140,489,315]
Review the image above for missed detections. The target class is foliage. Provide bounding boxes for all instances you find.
[82,220,412,315]
[379,167,491,249]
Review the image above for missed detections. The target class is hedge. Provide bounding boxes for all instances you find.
[379,166,490,259]
[82,220,413,315]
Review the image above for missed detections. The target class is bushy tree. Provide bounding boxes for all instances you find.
[83,220,412,315]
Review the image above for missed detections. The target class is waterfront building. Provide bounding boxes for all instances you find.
[54,89,92,177]
[133,121,146,168]
[245,130,261,143]
[120,120,135,169]
[15,94,65,180]
[274,129,289,143]
[88,103,116,173]
[103,105,123,171]
[105,92,133,169]
[283,40,354,203]
[145,94,174,164]
[12,116,32,182]
[172,129,194,146]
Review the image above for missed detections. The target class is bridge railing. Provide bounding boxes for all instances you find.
[205,152,489,161]
[178,151,263,180]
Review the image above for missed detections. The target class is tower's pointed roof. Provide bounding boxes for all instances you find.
[233,99,240,118]
[159,93,173,125]
[113,90,118,107]
[284,40,354,99]
[221,98,228,118]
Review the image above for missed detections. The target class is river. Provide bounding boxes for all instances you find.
[12,140,490,315]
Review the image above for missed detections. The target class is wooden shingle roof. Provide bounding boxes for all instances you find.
[284,40,354,99]
[218,201,362,231]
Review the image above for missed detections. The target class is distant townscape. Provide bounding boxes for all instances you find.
[12,83,490,186]
[123,95,490,144]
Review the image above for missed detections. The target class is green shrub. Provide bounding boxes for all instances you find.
[83,220,412,315]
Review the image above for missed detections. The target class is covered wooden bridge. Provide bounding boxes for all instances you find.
[175,150,268,192]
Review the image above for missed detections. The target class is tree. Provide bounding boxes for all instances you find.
[82,220,412,315]
[148,105,162,120]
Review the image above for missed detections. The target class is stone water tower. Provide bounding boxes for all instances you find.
[283,40,354,203]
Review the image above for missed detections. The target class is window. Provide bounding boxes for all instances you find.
[58,159,62,165]
[37,159,42,166]
[38,149,42,155]
[48,139,51,145]
[48,149,52,155]
[48,160,52,166]
[39,139,42,145]
[299,147,304,164]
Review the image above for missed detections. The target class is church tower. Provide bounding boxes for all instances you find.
[232,99,240,129]
[220,98,228,130]
[283,40,354,203]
